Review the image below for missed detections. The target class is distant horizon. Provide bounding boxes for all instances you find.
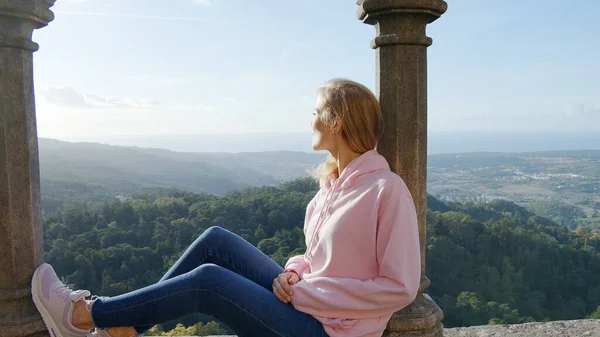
[54,130,600,137]
[46,130,600,155]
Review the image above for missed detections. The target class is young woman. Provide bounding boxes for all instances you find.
[32,78,421,337]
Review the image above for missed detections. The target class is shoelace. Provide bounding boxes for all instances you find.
[54,283,91,302]
[69,289,91,302]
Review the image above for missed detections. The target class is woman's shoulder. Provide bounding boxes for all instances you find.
[368,170,413,200]
[369,169,408,187]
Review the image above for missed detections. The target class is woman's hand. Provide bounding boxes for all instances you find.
[272,272,299,303]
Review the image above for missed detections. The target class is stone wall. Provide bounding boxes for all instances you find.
[175,319,600,337]
[444,319,600,337]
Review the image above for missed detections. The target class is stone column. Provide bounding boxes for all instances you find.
[0,1,55,336]
[357,1,447,336]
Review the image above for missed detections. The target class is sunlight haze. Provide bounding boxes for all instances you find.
[33,0,600,141]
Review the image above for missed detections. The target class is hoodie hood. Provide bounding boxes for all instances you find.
[327,150,391,190]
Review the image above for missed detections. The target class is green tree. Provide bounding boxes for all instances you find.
[588,306,600,319]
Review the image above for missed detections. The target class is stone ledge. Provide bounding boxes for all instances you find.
[147,320,600,336]
[443,319,600,337]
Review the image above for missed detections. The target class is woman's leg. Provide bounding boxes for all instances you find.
[156,226,283,289]
[32,226,292,337]
[91,263,327,337]
[133,226,284,332]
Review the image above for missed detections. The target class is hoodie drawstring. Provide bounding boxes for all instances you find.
[306,180,338,257]
[305,150,390,259]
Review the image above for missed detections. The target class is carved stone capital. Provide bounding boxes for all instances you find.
[0,0,56,50]
[357,0,447,48]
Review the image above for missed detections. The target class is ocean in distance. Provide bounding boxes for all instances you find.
[65,131,600,155]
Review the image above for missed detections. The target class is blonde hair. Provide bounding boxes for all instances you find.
[313,78,383,187]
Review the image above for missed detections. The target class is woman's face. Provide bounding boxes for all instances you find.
[311,93,335,152]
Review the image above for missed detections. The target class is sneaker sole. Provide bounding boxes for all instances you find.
[31,263,64,337]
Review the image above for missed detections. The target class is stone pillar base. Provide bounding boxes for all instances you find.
[384,294,444,337]
[0,288,47,337]
[0,321,48,337]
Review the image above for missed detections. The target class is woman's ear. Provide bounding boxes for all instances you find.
[330,118,342,135]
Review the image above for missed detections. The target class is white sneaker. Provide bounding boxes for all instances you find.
[31,263,91,337]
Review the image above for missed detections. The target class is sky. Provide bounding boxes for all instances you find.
[33,0,600,140]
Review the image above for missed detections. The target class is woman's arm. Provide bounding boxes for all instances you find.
[283,191,320,277]
[284,255,310,277]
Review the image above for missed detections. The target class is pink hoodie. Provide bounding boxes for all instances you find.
[284,150,421,337]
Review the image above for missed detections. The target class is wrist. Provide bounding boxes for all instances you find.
[283,269,300,279]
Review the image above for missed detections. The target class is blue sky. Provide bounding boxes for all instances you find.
[33,0,600,139]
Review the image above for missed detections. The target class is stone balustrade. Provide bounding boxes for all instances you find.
[189,319,600,337]
[444,319,600,337]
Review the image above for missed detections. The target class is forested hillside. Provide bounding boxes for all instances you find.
[43,178,600,330]
[39,138,323,203]
[39,139,600,233]
[426,198,600,326]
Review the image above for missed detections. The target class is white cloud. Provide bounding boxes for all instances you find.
[42,87,88,107]
[39,87,160,110]
[191,0,211,5]
[35,89,314,138]
[36,99,220,138]
[567,104,600,116]
[54,11,209,21]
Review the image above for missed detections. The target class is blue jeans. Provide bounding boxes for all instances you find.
[90,226,328,337]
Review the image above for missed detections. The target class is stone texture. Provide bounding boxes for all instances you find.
[357,0,447,335]
[444,319,600,337]
[163,320,600,336]
[0,1,56,336]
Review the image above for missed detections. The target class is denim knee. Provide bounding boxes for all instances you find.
[203,226,227,240]
[186,226,226,253]
[188,263,223,286]
[200,226,233,247]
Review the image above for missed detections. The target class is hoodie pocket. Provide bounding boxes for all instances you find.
[320,317,359,329]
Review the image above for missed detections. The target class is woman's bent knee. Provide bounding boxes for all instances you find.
[189,226,226,248]
[189,263,227,284]
[204,226,226,237]
[206,225,239,240]
[201,226,236,244]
